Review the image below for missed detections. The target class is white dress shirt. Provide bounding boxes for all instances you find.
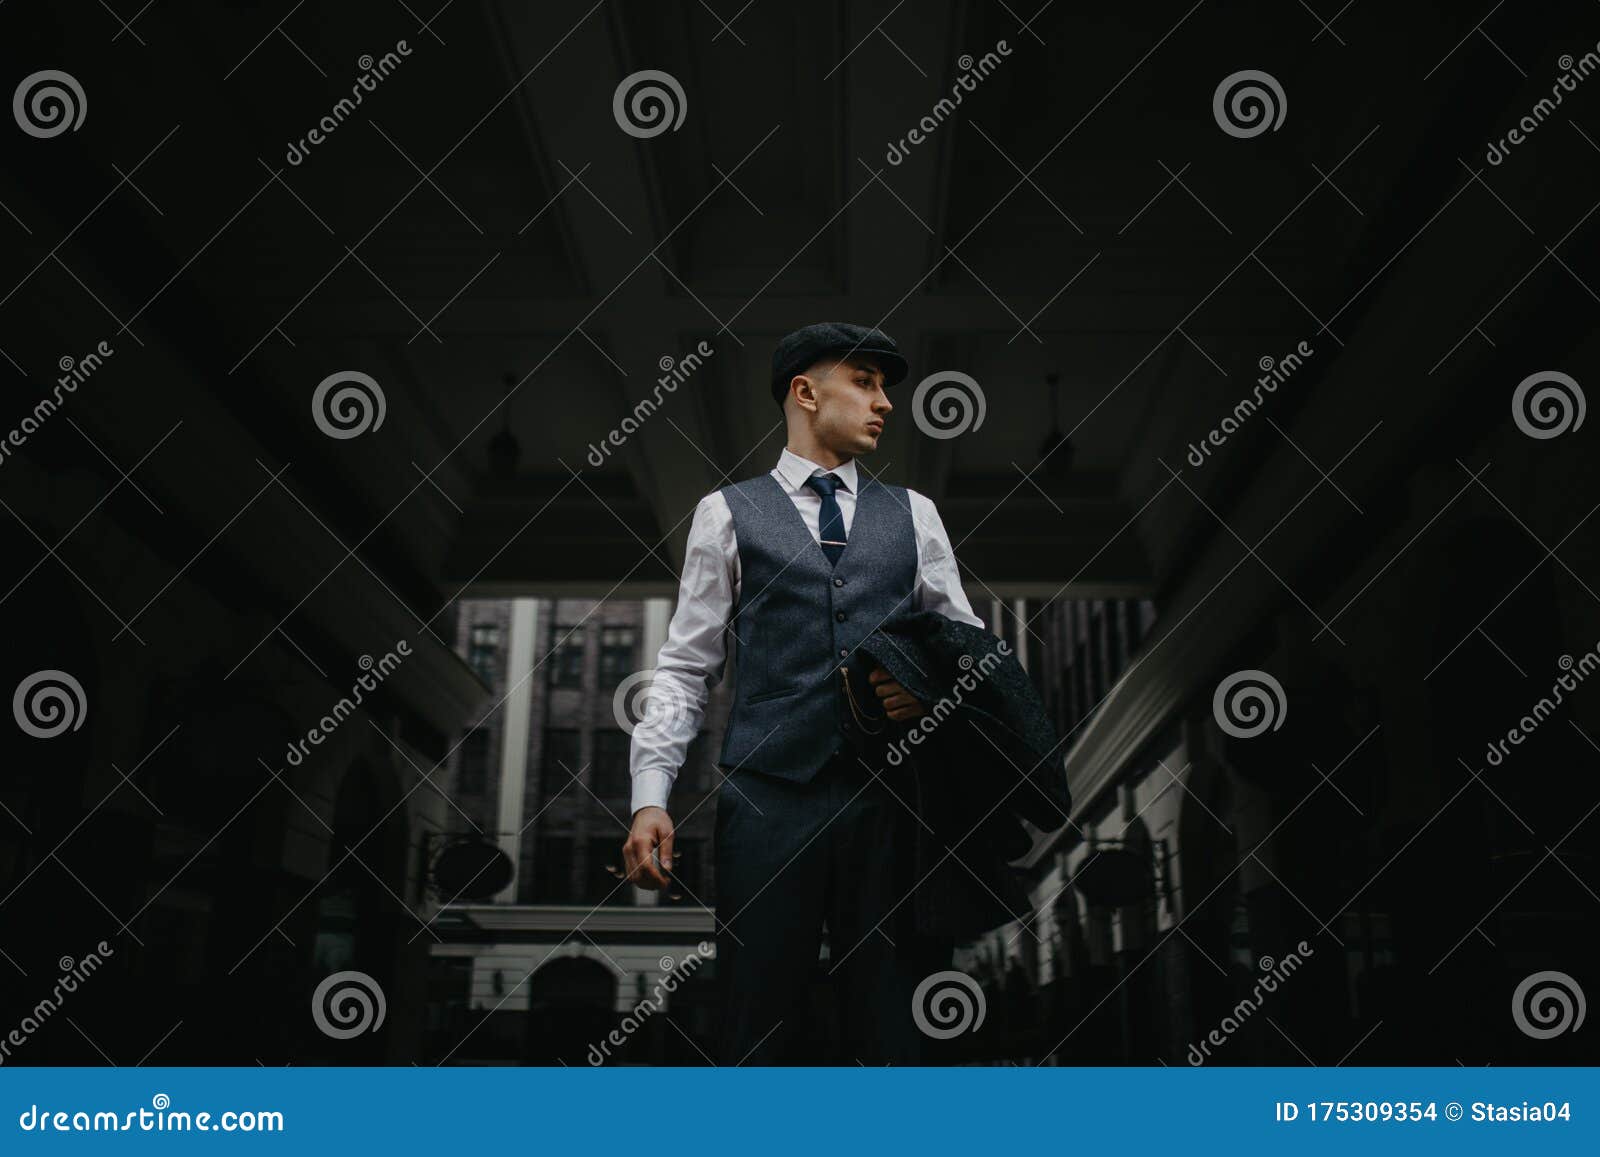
[629,448,985,815]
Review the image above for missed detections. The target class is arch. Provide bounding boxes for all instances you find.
[310,759,412,977]
[329,756,410,889]
[523,954,619,1064]
[293,758,417,1063]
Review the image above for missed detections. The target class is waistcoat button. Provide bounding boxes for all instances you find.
[833,577,845,587]
[835,611,846,622]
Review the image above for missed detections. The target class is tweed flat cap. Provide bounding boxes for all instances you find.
[770,322,908,405]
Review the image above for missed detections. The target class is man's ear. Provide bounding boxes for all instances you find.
[792,374,820,413]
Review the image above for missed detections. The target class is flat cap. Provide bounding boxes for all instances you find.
[770,322,908,405]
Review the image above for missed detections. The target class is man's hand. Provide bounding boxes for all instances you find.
[869,665,925,721]
[622,806,675,890]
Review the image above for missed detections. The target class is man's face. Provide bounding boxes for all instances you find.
[797,354,892,455]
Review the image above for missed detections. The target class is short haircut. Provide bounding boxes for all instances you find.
[774,354,881,410]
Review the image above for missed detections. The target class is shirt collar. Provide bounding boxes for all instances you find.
[775,448,857,495]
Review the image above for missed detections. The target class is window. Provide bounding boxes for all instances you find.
[598,626,638,691]
[548,621,586,688]
[592,730,630,798]
[542,729,582,798]
[531,835,573,902]
[467,623,500,682]
[458,728,491,794]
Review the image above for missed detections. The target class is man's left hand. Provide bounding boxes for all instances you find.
[869,665,925,721]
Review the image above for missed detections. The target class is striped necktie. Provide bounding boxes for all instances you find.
[805,471,847,567]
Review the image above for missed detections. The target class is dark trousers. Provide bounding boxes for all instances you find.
[712,752,952,1064]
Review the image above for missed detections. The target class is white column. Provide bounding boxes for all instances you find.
[641,598,671,663]
[492,598,538,904]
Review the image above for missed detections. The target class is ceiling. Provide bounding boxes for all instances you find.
[3,0,1585,598]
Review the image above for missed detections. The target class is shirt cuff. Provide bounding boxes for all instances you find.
[630,768,674,816]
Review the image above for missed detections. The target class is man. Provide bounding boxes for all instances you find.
[622,321,987,1064]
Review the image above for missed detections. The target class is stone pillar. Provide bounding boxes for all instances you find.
[492,598,538,904]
